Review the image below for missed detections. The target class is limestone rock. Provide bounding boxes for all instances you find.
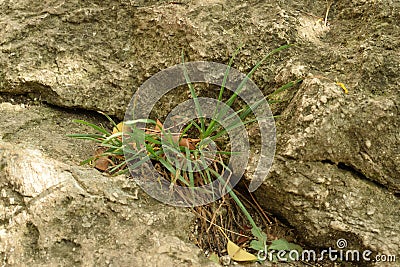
[1,0,399,264]
[0,141,217,267]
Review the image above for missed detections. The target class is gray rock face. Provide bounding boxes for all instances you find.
[0,0,303,118]
[1,0,399,265]
[0,102,218,266]
[0,140,217,267]
[253,0,400,259]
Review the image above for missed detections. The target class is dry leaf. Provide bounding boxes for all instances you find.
[227,240,258,262]
[93,147,110,172]
[155,119,163,132]
[112,122,125,134]
[94,156,110,171]
[178,138,196,150]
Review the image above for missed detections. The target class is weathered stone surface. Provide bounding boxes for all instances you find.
[0,100,100,163]
[252,0,400,261]
[0,141,217,267]
[1,0,399,265]
[278,78,399,192]
[0,0,300,118]
[253,75,400,258]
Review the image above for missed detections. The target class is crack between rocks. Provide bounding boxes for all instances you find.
[319,159,395,194]
[66,169,93,195]
[9,180,70,220]
[278,155,396,196]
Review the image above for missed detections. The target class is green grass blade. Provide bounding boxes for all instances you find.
[180,121,193,141]
[209,164,259,231]
[204,45,292,138]
[239,98,265,121]
[268,78,302,97]
[127,155,152,170]
[67,133,106,142]
[181,50,205,133]
[214,150,242,155]
[79,157,96,165]
[158,157,191,187]
[72,119,110,136]
[184,147,195,188]
[205,45,243,137]
[218,44,243,102]
[144,135,162,145]
[108,160,128,173]
[226,44,292,108]
[102,132,123,143]
[98,112,119,129]
[124,118,157,125]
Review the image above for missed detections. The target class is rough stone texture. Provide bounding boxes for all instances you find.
[253,77,400,258]
[1,0,399,265]
[252,0,400,260]
[0,140,217,267]
[0,0,302,118]
[0,101,97,163]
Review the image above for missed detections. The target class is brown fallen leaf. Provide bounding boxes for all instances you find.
[94,156,110,172]
[93,147,110,172]
[177,137,196,150]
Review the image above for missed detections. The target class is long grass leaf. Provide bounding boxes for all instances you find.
[268,78,302,97]
[204,45,291,138]
[184,147,195,188]
[226,44,292,109]
[181,50,205,132]
[98,112,119,129]
[67,133,105,140]
[204,45,244,138]
[79,157,95,165]
[124,119,157,125]
[72,119,110,136]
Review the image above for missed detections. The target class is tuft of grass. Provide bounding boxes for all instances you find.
[68,45,302,262]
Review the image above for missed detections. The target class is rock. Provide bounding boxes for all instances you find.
[255,75,400,255]
[278,78,399,192]
[252,0,400,259]
[1,0,399,264]
[0,100,100,163]
[0,0,298,119]
[0,141,217,267]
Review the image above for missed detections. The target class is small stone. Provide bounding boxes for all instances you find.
[1,189,6,198]
[366,207,376,216]
[330,220,347,231]
[220,255,231,266]
[303,114,314,121]
[365,139,371,148]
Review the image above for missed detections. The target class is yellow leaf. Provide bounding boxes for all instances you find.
[155,119,163,132]
[112,122,125,134]
[336,82,348,94]
[227,240,258,262]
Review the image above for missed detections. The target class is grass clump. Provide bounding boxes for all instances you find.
[68,45,302,263]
